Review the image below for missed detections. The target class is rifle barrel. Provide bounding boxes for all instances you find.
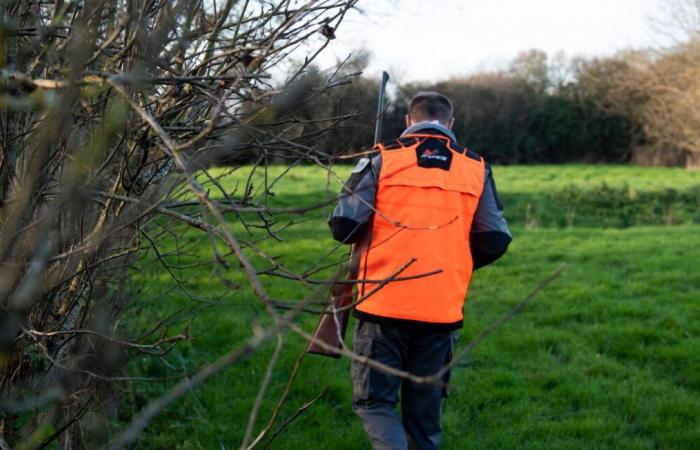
[373,71,390,145]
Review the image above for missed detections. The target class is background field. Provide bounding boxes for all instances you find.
[124,165,700,449]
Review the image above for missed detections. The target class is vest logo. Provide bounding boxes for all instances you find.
[415,138,452,171]
[420,148,448,162]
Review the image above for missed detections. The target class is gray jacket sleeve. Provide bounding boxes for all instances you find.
[470,164,512,269]
[328,154,381,244]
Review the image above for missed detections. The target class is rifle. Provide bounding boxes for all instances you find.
[306,71,390,357]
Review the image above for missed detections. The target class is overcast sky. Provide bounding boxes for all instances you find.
[312,0,668,82]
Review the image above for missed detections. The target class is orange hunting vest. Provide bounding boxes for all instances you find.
[356,134,485,325]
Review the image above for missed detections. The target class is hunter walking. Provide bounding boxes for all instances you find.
[329,92,512,449]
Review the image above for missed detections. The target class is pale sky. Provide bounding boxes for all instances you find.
[312,0,668,82]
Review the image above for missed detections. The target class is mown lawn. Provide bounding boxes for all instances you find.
[123,165,700,449]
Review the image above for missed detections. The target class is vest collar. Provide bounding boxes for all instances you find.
[400,121,457,143]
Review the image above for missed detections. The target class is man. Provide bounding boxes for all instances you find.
[328,92,511,450]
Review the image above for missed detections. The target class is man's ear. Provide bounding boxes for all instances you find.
[405,114,412,128]
[447,117,455,130]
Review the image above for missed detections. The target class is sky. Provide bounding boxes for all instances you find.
[312,0,669,83]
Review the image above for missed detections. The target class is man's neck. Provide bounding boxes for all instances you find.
[401,120,457,142]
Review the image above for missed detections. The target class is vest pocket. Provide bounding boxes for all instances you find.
[381,177,482,197]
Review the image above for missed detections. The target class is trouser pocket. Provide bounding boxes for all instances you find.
[351,320,373,402]
[441,331,458,398]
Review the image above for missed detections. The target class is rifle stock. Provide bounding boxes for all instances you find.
[306,71,389,357]
[305,242,364,357]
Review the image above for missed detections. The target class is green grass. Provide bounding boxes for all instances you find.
[187,163,700,228]
[494,165,700,193]
[122,165,700,449]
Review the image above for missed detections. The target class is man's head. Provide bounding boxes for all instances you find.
[406,91,455,129]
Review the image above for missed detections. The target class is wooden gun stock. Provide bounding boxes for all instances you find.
[305,243,362,357]
[306,71,389,358]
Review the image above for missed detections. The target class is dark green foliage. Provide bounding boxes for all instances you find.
[266,65,383,160]
[390,77,636,164]
[296,50,646,164]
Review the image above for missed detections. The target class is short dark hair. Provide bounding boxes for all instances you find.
[408,91,454,124]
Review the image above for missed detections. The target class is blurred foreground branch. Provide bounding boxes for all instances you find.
[0,0,360,447]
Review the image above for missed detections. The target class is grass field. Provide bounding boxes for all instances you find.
[123,165,700,449]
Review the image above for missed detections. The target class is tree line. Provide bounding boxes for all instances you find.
[290,31,700,168]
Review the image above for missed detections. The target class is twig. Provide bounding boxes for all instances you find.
[23,324,190,356]
[240,333,285,449]
[260,388,328,449]
[245,347,308,449]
